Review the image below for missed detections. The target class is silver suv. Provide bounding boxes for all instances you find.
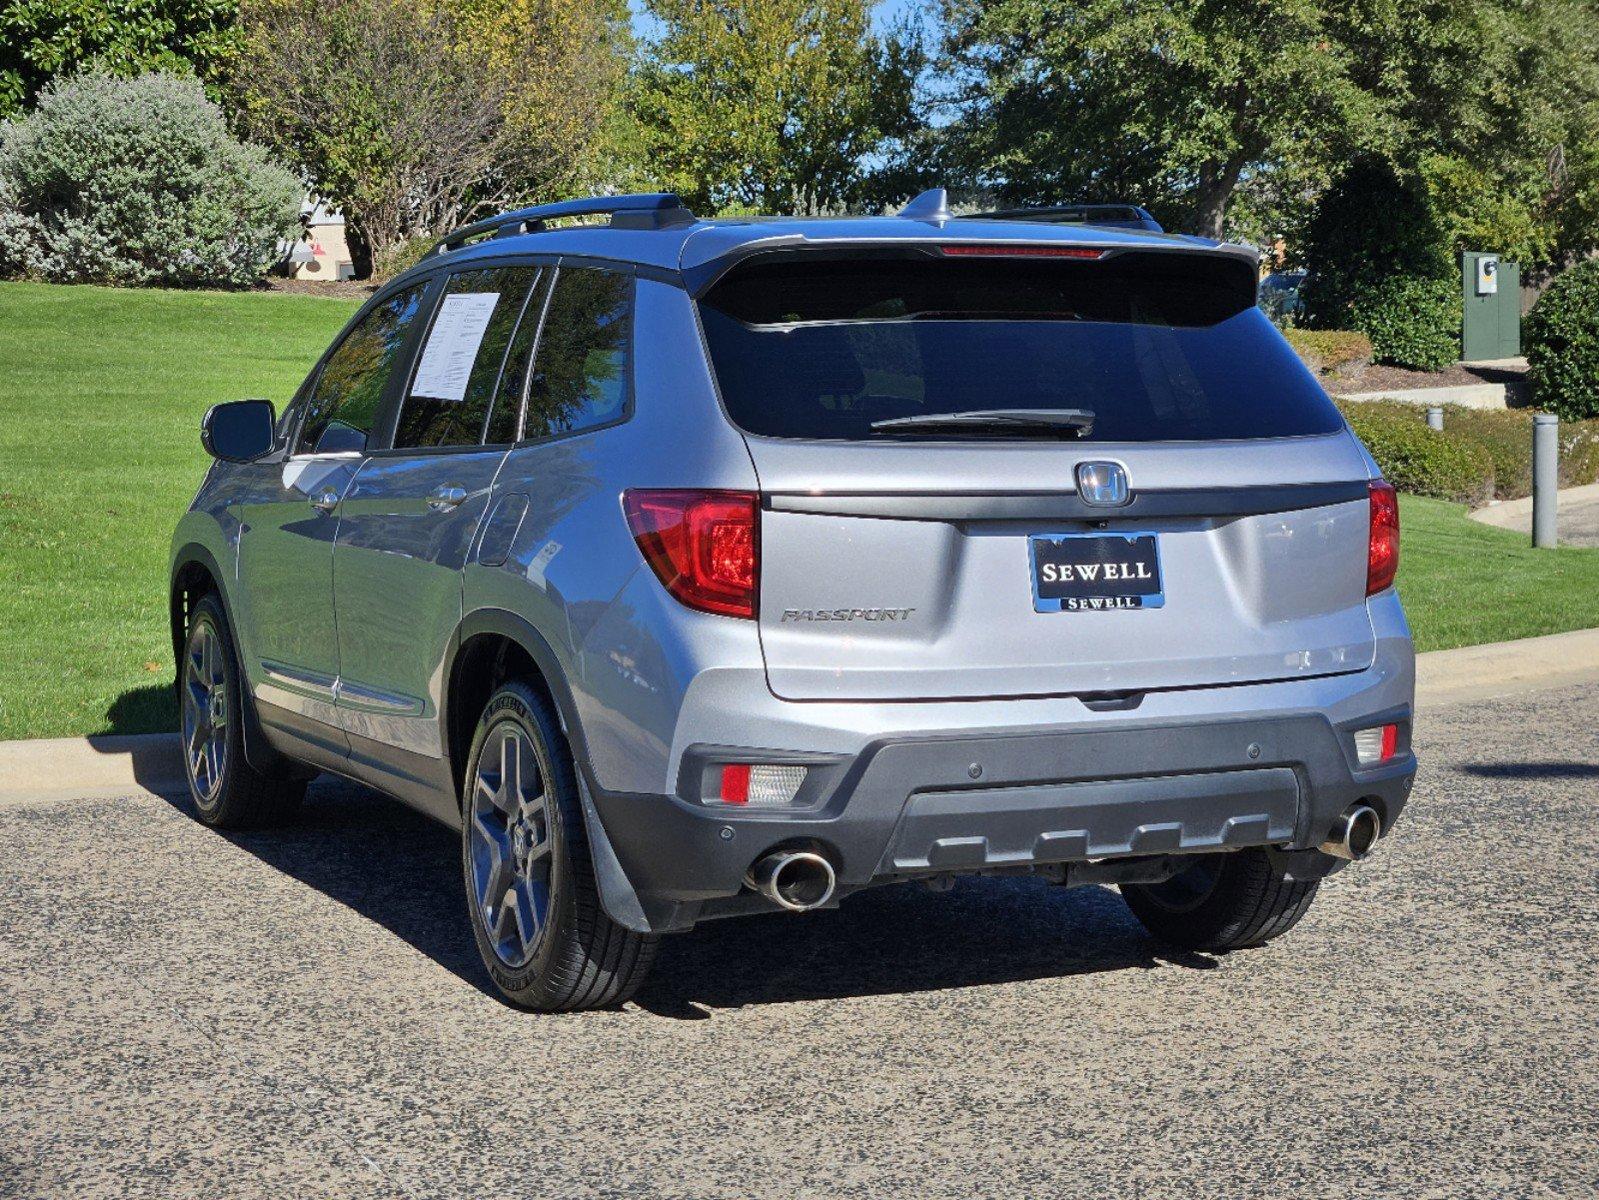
[170,191,1415,1011]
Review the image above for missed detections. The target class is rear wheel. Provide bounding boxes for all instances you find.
[461,681,658,1011]
[180,594,305,828]
[1120,848,1319,952]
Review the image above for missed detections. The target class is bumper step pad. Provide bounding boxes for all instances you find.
[881,768,1300,873]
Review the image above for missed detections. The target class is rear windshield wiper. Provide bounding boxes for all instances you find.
[869,408,1096,438]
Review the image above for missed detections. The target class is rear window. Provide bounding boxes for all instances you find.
[697,251,1345,442]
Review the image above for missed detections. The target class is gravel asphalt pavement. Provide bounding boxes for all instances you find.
[2,684,1596,1199]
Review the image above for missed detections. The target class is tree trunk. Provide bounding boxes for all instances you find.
[1191,150,1250,240]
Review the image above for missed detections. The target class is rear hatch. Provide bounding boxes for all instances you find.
[695,245,1377,702]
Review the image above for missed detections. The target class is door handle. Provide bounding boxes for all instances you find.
[310,487,341,513]
[428,485,468,512]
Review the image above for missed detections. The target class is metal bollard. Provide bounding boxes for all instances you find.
[1533,413,1559,548]
[1426,406,1444,431]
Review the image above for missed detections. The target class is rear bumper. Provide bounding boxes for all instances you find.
[587,626,1417,933]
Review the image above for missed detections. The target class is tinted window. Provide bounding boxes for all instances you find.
[522,267,631,441]
[697,252,1345,442]
[394,266,542,449]
[299,285,424,454]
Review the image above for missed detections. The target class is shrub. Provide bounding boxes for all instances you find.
[1284,328,1371,376]
[1339,402,1494,504]
[0,69,299,287]
[371,235,434,284]
[1526,258,1599,420]
[1300,158,1461,372]
[1345,275,1461,371]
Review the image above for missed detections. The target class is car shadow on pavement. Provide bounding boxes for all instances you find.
[1460,760,1599,780]
[164,782,1215,1016]
[634,883,1215,1020]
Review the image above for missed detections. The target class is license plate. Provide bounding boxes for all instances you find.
[1029,532,1164,612]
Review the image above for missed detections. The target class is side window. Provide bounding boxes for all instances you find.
[523,267,632,441]
[394,265,542,449]
[297,285,424,455]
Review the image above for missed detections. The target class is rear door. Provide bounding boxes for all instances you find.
[331,263,546,782]
[694,247,1377,702]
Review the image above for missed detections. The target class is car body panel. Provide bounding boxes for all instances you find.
[331,448,508,758]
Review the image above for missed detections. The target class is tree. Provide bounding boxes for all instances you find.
[230,0,629,274]
[631,0,922,214]
[939,0,1599,253]
[940,0,1372,239]
[0,0,240,117]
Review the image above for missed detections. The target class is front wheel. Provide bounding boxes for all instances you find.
[461,681,658,1011]
[180,594,304,828]
[1120,848,1320,952]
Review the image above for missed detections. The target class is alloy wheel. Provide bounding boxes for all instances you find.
[468,723,554,969]
[180,620,229,803]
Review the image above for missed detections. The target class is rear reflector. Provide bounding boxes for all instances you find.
[1353,723,1400,765]
[623,489,758,618]
[938,244,1105,260]
[1367,480,1400,595]
[708,763,808,807]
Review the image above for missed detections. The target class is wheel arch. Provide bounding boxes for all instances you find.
[444,608,653,933]
[169,543,290,776]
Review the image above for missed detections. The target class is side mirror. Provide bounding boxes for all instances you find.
[201,400,277,463]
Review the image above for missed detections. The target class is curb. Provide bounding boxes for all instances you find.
[1335,383,1511,410]
[1470,482,1599,530]
[5,627,1599,802]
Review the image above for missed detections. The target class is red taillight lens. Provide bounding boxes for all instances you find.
[623,489,758,618]
[1367,480,1400,596]
[1380,722,1398,761]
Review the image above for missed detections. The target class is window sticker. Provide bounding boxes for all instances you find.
[411,292,501,402]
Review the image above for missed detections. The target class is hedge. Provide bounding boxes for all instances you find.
[1284,328,1371,376]
[1526,257,1599,421]
[1339,403,1493,504]
[1345,275,1461,371]
[1338,400,1599,502]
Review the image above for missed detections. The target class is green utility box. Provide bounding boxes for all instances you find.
[1461,250,1521,362]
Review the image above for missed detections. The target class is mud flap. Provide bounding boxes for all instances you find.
[575,773,653,933]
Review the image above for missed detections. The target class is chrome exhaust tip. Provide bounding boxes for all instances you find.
[1320,804,1382,862]
[745,851,837,912]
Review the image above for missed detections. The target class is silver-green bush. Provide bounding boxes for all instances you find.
[0,70,300,287]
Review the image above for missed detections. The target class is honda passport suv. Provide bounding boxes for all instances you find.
[170,191,1415,1011]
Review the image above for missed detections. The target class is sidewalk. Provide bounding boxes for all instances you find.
[6,626,1599,801]
[1471,482,1599,547]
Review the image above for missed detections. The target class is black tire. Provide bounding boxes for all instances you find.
[1120,848,1320,952]
[460,681,658,1011]
[179,593,305,829]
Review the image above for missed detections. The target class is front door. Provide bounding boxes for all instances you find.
[238,281,428,753]
[330,263,545,815]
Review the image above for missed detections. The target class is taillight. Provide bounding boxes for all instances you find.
[623,489,758,618]
[1353,722,1401,765]
[1367,480,1399,596]
[939,244,1105,259]
[706,762,808,807]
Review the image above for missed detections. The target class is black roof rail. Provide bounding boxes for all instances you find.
[430,192,697,257]
[967,204,1164,233]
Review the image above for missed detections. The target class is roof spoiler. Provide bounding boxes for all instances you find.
[429,193,697,257]
[969,204,1164,233]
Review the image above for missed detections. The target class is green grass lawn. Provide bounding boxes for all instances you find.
[0,282,1596,740]
[1396,494,1599,652]
[0,281,358,740]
